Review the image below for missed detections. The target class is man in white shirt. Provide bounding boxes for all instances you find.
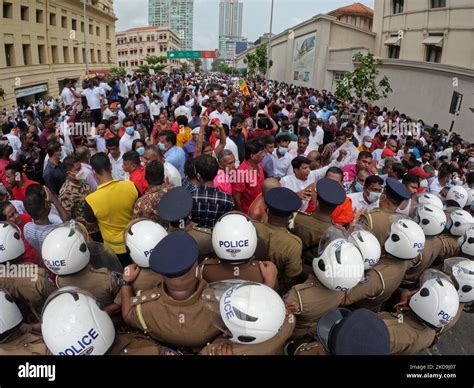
[174,101,192,121]
[119,126,141,155]
[60,79,80,107]
[347,175,383,212]
[81,80,105,126]
[209,102,231,127]
[106,137,127,180]
[143,145,181,187]
[3,125,21,161]
[429,168,451,195]
[214,126,240,168]
[307,118,324,152]
[271,135,294,178]
[149,97,164,121]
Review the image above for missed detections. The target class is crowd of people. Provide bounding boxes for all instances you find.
[0,70,473,356]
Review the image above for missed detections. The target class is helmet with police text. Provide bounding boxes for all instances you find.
[41,287,115,355]
[219,282,285,344]
[349,230,381,270]
[313,238,364,291]
[414,204,447,236]
[409,275,459,328]
[446,185,468,208]
[212,212,257,261]
[443,258,474,303]
[459,224,474,257]
[41,224,90,275]
[445,209,473,236]
[384,219,425,260]
[416,192,444,210]
[0,222,25,263]
[125,219,168,268]
[0,289,23,339]
[468,189,474,209]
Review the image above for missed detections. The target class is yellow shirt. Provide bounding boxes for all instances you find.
[85,180,138,254]
[176,126,192,148]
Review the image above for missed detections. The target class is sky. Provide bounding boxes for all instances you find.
[114,0,375,50]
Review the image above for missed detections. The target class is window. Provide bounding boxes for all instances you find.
[96,26,100,36]
[107,51,111,63]
[38,45,46,64]
[61,16,67,28]
[50,13,56,26]
[431,0,446,8]
[89,24,93,35]
[51,45,59,64]
[72,19,77,31]
[4,44,14,67]
[73,47,79,63]
[392,0,404,14]
[388,44,400,59]
[90,49,95,63]
[106,26,110,39]
[97,50,102,63]
[3,2,12,18]
[81,21,84,32]
[426,45,442,63]
[21,6,29,21]
[22,44,31,65]
[63,46,69,63]
[36,9,44,23]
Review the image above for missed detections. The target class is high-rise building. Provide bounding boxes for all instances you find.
[219,0,242,37]
[148,0,194,50]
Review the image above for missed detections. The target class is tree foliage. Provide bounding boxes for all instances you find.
[211,59,237,75]
[135,55,168,75]
[191,58,203,73]
[245,44,273,79]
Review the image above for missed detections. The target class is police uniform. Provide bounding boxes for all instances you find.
[0,324,50,355]
[127,232,220,349]
[292,179,345,263]
[114,269,163,306]
[200,314,295,356]
[56,265,119,307]
[0,264,56,312]
[158,187,213,260]
[108,332,178,355]
[360,178,411,247]
[293,341,329,356]
[285,273,346,340]
[199,257,266,286]
[344,254,410,312]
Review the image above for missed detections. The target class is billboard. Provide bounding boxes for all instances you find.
[292,33,316,86]
[235,41,249,55]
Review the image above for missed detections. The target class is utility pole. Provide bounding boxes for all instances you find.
[83,0,90,78]
[266,0,274,80]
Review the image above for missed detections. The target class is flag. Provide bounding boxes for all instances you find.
[239,80,250,97]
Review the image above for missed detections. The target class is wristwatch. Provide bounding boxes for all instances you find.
[118,278,133,287]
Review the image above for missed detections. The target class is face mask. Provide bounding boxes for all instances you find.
[278,146,288,155]
[420,179,428,188]
[158,143,167,152]
[154,100,159,104]
[445,180,452,188]
[114,123,121,130]
[74,169,87,181]
[125,126,135,135]
[368,191,381,203]
[137,147,145,156]
[355,182,364,192]
[364,142,372,149]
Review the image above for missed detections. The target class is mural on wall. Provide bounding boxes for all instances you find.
[292,33,316,85]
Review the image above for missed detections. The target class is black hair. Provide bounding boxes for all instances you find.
[90,152,112,174]
[160,130,177,146]
[145,160,164,186]
[364,175,384,188]
[62,155,79,173]
[106,137,120,148]
[123,151,141,166]
[292,156,311,170]
[194,155,219,182]
[245,139,264,160]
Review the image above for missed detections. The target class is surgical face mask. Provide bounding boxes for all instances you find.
[154,100,159,104]
[278,146,288,155]
[74,169,86,181]
[354,181,364,192]
[137,147,145,156]
[114,123,121,130]
[368,191,381,203]
[125,126,135,135]
[420,179,428,188]
[158,143,167,152]
[364,142,372,149]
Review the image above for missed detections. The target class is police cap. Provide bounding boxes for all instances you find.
[157,187,193,222]
[264,187,302,217]
[317,178,346,207]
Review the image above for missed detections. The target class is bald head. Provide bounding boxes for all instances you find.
[76,146,91,163]
[262,178,281,194]
[307,150,321,171]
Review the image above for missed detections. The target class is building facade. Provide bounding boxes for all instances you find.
[116,26,181,74]
[148,0,194,50]
[0,0,117,109]
[372,0,474,138]
[219,0,243,37]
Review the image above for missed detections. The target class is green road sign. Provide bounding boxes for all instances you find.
[167,51,202,59]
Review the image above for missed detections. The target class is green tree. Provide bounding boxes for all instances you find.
[211,59,236,75]
[335,52,392,103]
[180,62,191,73]
[191,58,203,72]
[244,44,272,79]
[135,55,168,75]
[107,67,127,80]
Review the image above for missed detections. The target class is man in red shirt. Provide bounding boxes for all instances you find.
[232,139,265,214]
[5,162,38,201]
[122,150,148,195]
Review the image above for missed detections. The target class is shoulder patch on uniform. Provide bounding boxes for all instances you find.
[192,225,212,234]
[201,258,221,266]
[131,288,161,306]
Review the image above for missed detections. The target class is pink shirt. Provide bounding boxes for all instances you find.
[214,169,233,196]
[342,164,357,184]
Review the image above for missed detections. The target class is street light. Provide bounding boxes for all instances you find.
[82,0,90,78]
[266,0,274,80]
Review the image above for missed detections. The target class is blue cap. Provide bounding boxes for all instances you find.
[317,308,390,355]
[149,231,198,278]
[316,178,346,207]
[157,187,193,222]
[264,187,302,216]
[385,177,410,202]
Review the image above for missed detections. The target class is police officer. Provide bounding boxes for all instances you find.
[157,187,213,260]
[42,224,120,315]
[0,222,55,315]
[292,178,346,264]
[121,232,220,351]
[0,289,49,355]
[289,308,390,356]
[344,219,425,312]
[199,212,279,289]
[253,187,304,292]
[286,236,365,340]
[360,177,411,247]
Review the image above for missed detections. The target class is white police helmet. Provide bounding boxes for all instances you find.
[409,277,459,328]
[41,288,115,355]
[446,185,468,208]
[414,204,447,236]
[0,222,25,263]
[349,230,381,270]
[444,258,474,303]
[0,289,23,337]
[219,283,285,344]
[459,224,474,257]
[384,219,425,260]
[125,219,168,268]
[446,209,473,236]
[212,212,257,261]
[313,239,364,291]
[416,192,444,210]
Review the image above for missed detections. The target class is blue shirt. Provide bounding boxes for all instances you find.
[262,153,274,178]
[320,109,336,123]
[43,161,67,195]
[164,146,185,177]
